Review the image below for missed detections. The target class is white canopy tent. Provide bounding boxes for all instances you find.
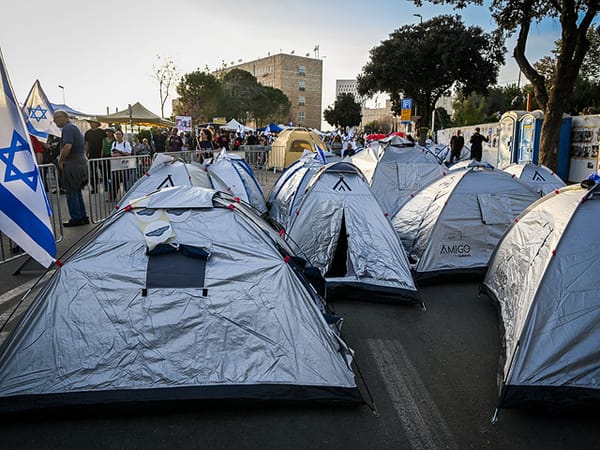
[220,119,254,132]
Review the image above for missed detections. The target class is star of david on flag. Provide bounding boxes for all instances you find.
[22,79,61,143]
[0,48,56,268]
[315,142,327,164]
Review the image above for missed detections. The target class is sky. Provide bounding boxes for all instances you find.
[1,0,568,127]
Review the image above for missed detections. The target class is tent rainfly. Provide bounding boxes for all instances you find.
[0,187,360,413]
[392,166,541,282]
[117,152,267,215]
[206,150,267,214]
[267,152,329,229]
[279,160,419,301]
[117,153,213,208]
[482,182,600,413]
[349,139,448,216]
[502,162,566,196]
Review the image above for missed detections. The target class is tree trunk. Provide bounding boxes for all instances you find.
[539,107,563,172]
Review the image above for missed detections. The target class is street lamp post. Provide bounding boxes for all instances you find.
[58,85,65,105]
[413,13,423,24]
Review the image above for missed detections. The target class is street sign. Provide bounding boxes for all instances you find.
[401,98,412,122]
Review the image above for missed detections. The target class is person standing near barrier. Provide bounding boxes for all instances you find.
[469,127,489,162]
[53,110,89,227]
[84,118,106,194]
[166,127,183,152]
[154,129,167,153]
[449,130,464,164]
[111,130,135,197]
[101,128,115,199]
[196,128,215,162]
[216,131,230,150]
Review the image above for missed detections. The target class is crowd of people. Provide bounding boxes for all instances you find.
[40,117,397,228]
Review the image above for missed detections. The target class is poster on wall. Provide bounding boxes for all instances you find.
[568,115,600,182]
[175,116,192,132]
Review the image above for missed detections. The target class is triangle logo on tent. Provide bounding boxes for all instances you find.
[333,177,352,192]
[532,170,546,182]
[157,175,176,189]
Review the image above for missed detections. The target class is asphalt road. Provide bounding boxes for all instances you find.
[1,272,599,449]
[1,173,599,449]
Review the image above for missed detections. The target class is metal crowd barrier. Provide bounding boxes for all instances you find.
[87,155,153,224]
[236,145,271,186]
[86,147,273,224]
[0,164,63,265]
[162,147,272,186]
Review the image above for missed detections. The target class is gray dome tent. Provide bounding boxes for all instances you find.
[266,152,327,229]
[392,166,541,282]
[282,161,419,302]
[503,162,566,196]
[0,187,360,413]
[117,153,213,207]
[207,150,267,214]
[349,138,447,216]
[482,183,600,412]
[118,152,267,215]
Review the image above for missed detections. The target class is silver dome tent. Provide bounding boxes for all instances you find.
[280,161,419,302]
[0,187,360,413]
[349,139,447,217]
[392,166,541,282]
[482,182,600,413]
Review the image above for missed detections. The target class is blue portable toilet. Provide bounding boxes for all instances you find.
[498,111,527,169]
[517,110,572,180]
[518,110,544,163]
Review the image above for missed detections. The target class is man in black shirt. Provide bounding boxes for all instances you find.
[84,118,106,193]
[449,130,464,164]
[469,127,489,162]
[245,131,258,145]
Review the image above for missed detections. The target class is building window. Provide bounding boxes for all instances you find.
[299,80,305,91]
[298,111,305,122]
[298,65,306,76]
[298,96,305,106]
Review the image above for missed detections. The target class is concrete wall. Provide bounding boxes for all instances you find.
[436,114,600,182]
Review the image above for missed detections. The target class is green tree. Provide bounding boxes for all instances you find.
[533,28,600,114]
[414,0,599,171]
[176,68,291,127]
[357,15,504,133]
[175,71,223,124]
[253,86,291,127]
[323,93,362,129]
[221,69,263,124]
[433,107,453,129]
[452,84,538,126]
[452,92,487,126]
[363,120,392,135]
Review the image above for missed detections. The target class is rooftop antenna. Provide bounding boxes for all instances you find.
[313,44,320,59]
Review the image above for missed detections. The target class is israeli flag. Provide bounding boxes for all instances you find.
[22,79,61,143]
[0,48,56,268]
[315,143,327,164]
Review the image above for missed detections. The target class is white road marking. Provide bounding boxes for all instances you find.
[0,271,55,324]
[367,338,457,450]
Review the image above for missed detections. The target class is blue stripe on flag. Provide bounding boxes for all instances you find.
[0,183,56,257]
[26,120,48,140]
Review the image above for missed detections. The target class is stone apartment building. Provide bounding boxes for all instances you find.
[224,53,323,129]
